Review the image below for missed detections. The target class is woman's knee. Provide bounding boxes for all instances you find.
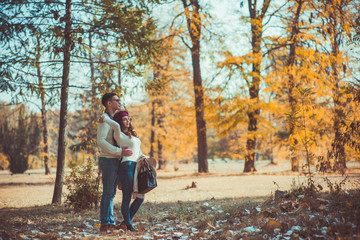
[101,192,114,199]
[122,193,132,202]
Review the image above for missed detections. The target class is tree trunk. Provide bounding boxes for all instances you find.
[269,113,275,164]
[182,0,208,173]
[287,0,304,172]
[157,98,166,170]
[243,0,271,172]
[157,138,164,169]
[330,16,346,169]
[52,0,72,204]
[192,49,208,173]
[89,31,98,118]
[118,56,122,87]
[150,99,156,159]
[332,64,346,169]
[244,109,258,172]
[244,6,260,173]
[36,36,51,175]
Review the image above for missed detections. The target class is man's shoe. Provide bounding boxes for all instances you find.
[126,224,137,232]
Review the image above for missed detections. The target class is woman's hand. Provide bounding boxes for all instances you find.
[148,157,157,168]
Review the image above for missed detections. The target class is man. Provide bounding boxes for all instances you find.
[97,92,132,232]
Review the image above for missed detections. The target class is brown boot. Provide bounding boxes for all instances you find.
[100,224,111,232]
[126,224,137,232]
[113,221,127,230]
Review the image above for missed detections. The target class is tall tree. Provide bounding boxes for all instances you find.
[219,0,272,172]
[35,34,51,175]
[52,0,72,204]
[181,0,208,173]
[242,0,271,172]
[146,41,171,170]
[286,0,305,172]
[315,0,357,169]
[149,65,167,169]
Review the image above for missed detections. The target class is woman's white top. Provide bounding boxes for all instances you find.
[103,115,143,163]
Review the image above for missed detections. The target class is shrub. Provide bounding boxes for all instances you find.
[0,104,41,174]
[64,158,101,211]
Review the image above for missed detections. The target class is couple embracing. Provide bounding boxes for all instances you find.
[96,92,156,233]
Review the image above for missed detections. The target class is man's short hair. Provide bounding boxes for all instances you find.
[101,92,117,107]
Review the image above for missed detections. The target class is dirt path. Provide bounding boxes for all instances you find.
[1,160,359,208]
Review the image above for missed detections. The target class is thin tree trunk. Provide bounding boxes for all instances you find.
[287,0,304,172]
[269,113,275,164]
[52,0,72,204]
[269,137,274,164]
[332,62,346,169]
[330,15,346,169]
[36,36,51,175]
[118,57,121,87]
[157,138,164,169]
[182,0,208,173]
[89,31,98,118]
[149,65,161,161]
[157,98,165,170]
[289,84,299,171]
[150,99,156,159]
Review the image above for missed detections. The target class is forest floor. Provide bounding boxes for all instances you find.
[0,160,359,239]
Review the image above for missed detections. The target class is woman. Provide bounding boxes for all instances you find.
[101,110,145,232]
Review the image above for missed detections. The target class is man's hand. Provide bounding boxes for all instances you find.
[121,146,133,157]
[98,116,105,123]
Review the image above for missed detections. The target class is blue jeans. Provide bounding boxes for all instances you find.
[118,161,144,226]
[99,157,119,226]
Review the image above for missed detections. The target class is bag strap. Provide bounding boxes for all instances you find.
[139,161,151,172]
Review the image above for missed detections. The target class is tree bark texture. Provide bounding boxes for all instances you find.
[330,13,346,169]
[52,0,72,204]
[287,0,304,172]
[150,99,156,159]
[89,31,99,118]
[149,64,166,169]
[36,36,51,175]
[182,0,208,173]
[157,98,165,170]
[244,0,271,172]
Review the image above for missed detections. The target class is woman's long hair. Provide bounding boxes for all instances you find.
[113,111,137,139]
[119,119,137,139]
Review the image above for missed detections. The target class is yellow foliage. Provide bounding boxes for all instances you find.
[0,153,9,170]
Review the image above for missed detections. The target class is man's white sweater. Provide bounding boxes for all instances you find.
[97,113,122,158]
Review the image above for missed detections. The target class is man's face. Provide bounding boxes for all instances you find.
[107,95,121,112]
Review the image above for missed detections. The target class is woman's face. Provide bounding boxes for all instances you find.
[122,116,130,129]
